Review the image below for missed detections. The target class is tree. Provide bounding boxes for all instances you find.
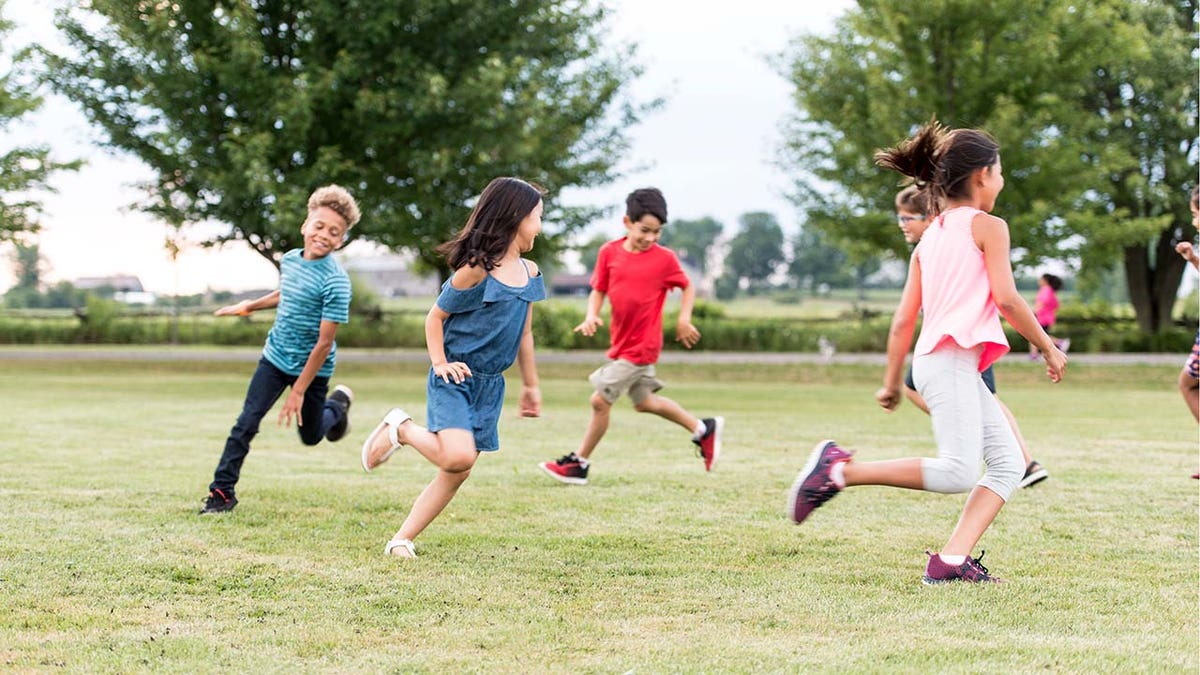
[44,1,649,277]
[723,211,784,292]
[0,0,79,243]
[575,231,611,273]
[778,0,1197,333]
[789,227,850,293]
[658,216,724,276]
[1069,1,1198,333]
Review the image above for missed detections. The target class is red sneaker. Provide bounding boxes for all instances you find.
[787,439,852,524]
[539,453,589,485]
[693,417,724,471]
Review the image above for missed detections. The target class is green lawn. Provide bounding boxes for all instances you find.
[1,355,1196,672]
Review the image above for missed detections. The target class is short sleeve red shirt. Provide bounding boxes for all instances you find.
[591,238,690,365]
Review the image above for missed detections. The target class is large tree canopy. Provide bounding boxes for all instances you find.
[44,0,648,274]
[780,0,1197,332]
[0,0,79,243]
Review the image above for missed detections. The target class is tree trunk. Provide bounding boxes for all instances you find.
[1123,230,1188,334]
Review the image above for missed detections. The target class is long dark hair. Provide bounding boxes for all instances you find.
[875,118,999,212]
[437,177,546,271]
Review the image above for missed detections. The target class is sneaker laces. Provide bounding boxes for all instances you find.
[963,550,992,580]
[554,453,579,465]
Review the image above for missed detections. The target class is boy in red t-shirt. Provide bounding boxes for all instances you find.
[539,188,723,485]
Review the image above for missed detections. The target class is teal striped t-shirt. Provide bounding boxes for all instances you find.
[262,249,351,378]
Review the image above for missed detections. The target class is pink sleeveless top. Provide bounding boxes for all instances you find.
[913,206,1010,371]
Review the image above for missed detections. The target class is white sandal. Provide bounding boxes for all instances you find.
[361,408,412,472]
[384,538,416,558]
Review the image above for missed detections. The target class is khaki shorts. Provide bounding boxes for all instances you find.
[589,359,664,405]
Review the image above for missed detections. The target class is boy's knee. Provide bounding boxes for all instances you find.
[298,428,324,446]
[632,396,656,413]
[590,392,613,413]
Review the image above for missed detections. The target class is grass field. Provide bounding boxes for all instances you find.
[1,353,1197,672]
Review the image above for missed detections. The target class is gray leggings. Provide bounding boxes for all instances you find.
[912,345,1023,500]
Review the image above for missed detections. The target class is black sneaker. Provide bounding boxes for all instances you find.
[1019,460,1048,489]
[199,488,237,514]
[325,385,354,442]
[538,453,589,485]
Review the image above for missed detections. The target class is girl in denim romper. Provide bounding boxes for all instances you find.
[360,177,546,558]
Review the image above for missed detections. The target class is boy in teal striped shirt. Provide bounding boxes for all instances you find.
[200,185,359,514]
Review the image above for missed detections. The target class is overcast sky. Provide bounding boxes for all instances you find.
[1,1,854,294]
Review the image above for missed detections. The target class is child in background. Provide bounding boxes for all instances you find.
[1177,186,1199,478]
[788,120,1067,584]
[360,177,546,558]
[538,188,723,485]
[1030,273,1069,359]
[895,186,1049,488]
[201,185,360,514]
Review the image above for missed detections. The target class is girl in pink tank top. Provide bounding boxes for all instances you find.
[787,119,1067,584]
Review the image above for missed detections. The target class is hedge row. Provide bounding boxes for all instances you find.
[0,301,1193,353]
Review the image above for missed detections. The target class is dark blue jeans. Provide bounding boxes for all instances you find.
[209,358,344,493]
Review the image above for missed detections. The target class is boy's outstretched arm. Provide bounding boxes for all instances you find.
[214,290,280,316]
[517,304,541,417]
[573,289,606,336]
[278,319,337,428]
[876,251,922,411]
[675,283,700,348]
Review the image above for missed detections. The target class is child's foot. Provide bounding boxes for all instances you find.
[1019,460,1049,489]
[1057,337,1071,353]
[325,385,354,442]
[361,408,412,472]
[199,488,237,515]
[787,439,852,525]
[693,416,724,471]
[384,538,416,558]
[539,453,589,485]
[922,550,1004,584]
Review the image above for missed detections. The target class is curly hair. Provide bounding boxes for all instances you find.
[307,184,361,228]
[436,177,546,271]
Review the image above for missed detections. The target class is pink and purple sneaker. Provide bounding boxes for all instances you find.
[787,439,853,525]
[922,550,1003,585]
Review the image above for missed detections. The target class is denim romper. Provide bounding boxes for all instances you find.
[426,261,546,451]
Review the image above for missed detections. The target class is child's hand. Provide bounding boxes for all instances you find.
[1176,241,1197,264]
[433,361,472,384]
[278,389,304,428]
[675,321,700,349]
[875,386,902,412]
[573,315,603,336]
[1042,346,1067,383]
[214,300,252,317]
[519,385,541,418]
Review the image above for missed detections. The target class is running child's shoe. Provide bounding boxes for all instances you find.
[693,416,724,471]
[325,385,354,442]
[922,550,1004,584]
[1018,460,1049,489]
[199,488,237,515]
[787,439,852,525]
[539,453,589,485]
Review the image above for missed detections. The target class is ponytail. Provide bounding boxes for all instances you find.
[876,117,999,210]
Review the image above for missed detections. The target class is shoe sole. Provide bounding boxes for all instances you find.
[1019,468,1049,488]
[786,439,835,523]
[538,462,588,485]
[706,416,725,471]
